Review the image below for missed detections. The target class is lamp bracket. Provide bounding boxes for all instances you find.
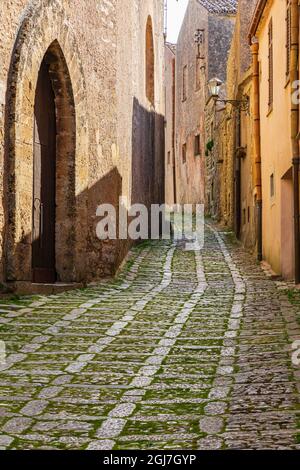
[214,97,250,113]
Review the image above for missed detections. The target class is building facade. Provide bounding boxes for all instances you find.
[214,0,257,250]
[165,42,176,206]
[249,0,298,280]
[174,0,237,207]
[0,0,165,292]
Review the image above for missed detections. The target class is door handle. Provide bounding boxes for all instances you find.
[33,198,43,248]
[33,198,40,242]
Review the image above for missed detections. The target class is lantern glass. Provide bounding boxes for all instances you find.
[208,78,223,97]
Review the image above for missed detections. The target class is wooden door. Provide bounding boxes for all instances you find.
[32,60,56,283]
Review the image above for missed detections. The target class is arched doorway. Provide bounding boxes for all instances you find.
[30,42,77,283]
[5,39,78,285]
[4,2,89,287]
[32,57,57,283]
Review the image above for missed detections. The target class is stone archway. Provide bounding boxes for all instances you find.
[4,0,89,285]
[32,41,77,283]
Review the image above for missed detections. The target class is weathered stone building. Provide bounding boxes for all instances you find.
[206,0,300,283]
[174,0,237,206]
[0,0,165,292]
[205,93,226,220]
[164,42,176,205]
[209,0,257,249]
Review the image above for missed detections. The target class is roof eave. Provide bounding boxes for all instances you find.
[196,0,237,15]
[248,0,268,44]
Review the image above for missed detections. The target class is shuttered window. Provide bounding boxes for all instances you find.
[268,19,273,109]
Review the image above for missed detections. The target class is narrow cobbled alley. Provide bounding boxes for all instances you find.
[0,225,299,450]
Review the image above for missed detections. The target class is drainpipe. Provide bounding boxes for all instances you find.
[172,57,177,204]
[251,40,263,261]
[290,0,300,283]
[235,107,242,239]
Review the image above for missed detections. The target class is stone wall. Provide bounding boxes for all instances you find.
[204,97,225,219]
[175,0,208,206]
[116,0,165,209]
[208,14,236,82]
[164,43,176,205]
[175,0,236,208]
[202,10,237,219]
[216,0,257,252]
[0,0,165,289]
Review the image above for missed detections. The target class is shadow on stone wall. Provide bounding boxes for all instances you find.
[2,167,127,288]
[1,98,165,290]
[131,97,165,208]
[86,167,129,281]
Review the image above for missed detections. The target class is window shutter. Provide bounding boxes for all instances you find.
[268,19,273,108]
[286,1,291,78]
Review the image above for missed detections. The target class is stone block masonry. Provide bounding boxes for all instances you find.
[174,0,236,207]
[0,0,165,290]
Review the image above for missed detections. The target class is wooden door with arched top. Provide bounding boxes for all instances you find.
[32,59,56,283]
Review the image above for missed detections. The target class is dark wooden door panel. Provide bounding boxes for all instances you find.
[32,60,56,284]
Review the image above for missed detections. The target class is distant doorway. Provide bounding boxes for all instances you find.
[32,58,57,283]
[281,168,294,279]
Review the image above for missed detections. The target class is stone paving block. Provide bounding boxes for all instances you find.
[0,228,299,449]
[3,417,33,434]
[20,400,48,417]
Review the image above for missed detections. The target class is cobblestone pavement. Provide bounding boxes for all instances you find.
[0,225,300,450]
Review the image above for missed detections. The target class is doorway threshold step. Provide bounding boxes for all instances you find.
[7,282,84,296]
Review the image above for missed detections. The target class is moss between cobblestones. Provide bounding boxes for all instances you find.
[143,388,209,401]
[1,228,300,450]
[114,438,201,450]
[134,403,206,416]
[120,418,201,436]
[222,231,240,246]
[0,294,42,305]
[286,289,300,325]
[9,435,88,450]
[123,258,136,272]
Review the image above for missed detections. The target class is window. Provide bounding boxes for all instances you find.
[270,173,275,197]
[183,65,187,101]
[182,143,187,164]
[286,0,291,78]
[268,19,273,109]
[167,151,171,165]
[194,134,200,156]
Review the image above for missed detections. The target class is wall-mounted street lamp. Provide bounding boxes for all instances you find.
[208,78,250,113]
